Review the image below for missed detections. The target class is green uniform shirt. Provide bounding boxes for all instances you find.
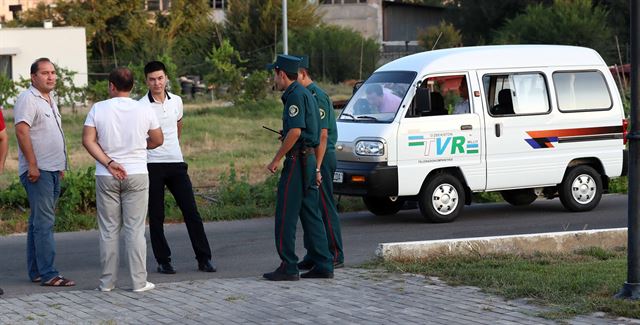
[281,81,320,148]
[307,82,337,151]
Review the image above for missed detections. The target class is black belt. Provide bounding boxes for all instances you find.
[287,147,315,158]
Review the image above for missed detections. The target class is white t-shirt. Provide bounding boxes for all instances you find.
[84,97,160,176]
[139,91,184,163]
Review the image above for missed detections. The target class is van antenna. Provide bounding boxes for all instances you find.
[432,32,443,51]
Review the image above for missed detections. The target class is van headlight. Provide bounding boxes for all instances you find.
[355,140,384,156]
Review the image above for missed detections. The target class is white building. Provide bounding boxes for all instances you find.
[0,26,87,87]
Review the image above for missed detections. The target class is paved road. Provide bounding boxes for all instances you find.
[0,194,628,298]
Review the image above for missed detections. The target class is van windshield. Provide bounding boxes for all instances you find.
[339,71,416,123]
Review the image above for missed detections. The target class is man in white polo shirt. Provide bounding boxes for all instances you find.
[83,67,163,292]
[139,61,216,274]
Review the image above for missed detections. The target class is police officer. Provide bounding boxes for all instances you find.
[264,54,334,281]
[295,55,344,270]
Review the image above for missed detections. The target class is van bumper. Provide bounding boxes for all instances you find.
[333,161,398,196]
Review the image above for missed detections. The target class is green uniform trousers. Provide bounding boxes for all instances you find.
[302,150,344,264]
[274,152,333,274]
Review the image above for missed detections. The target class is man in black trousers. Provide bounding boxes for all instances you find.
[139,61,216,274]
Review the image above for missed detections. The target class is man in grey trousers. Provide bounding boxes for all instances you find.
[82,67,163,292]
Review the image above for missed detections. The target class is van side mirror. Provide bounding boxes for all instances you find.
[353,81,364,95]
[415,87,431,116]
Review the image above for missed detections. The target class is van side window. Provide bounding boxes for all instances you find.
[407,74,468,118]
[553,71,612,111]
[483,73,550,116]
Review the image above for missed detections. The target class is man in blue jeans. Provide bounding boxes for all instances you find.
[14,58,74,287]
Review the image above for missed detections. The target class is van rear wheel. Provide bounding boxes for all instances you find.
[418,173,465,223]
[559,165,602,212]
[363,196,405,216]
[501,189,537,206]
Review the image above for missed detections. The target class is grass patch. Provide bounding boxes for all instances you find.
[378,248,640,319]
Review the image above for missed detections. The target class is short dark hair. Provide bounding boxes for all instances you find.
[275,68,297,82]
[30,58,52,75]
[299,67,311,79]
[108,67,134,92]
[144,60,167,77]
[366,84,383,96]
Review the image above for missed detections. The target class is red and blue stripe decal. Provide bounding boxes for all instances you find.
[525,125,623,149]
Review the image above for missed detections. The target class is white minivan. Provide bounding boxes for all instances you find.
[334,45,627,222]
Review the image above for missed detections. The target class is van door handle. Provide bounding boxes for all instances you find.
[460,124,472,130]
[495,123,502,137]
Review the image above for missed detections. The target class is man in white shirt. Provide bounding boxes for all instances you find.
[139,61,216,274]
[83,67,163,292]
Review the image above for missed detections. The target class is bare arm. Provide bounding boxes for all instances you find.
[82,126,127,180]
[177,119,183,140]
[0,128,8,174]
[314,128,328,185]
[147,127,164,149]
[15,122,40,182]
[267,128,301,173]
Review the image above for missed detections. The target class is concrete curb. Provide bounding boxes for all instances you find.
[376,228,627,260]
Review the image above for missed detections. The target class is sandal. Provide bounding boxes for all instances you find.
[41,275,75,287]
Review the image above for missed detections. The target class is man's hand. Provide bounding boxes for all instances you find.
[267,160,279,174]
[28,164,40,183]
[315,170,322,186]
[59,171,65,179]
[107,161,127,180]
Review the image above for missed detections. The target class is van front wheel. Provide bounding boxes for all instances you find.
[363,196,405,216]
[418,173,465,223]
[559,165,602,212]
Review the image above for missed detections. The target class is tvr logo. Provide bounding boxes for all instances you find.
[408,135,479,156]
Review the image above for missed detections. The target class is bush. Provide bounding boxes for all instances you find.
[241,70,270,102]
[417,21,462,50]
[0,75,18,109]
[86,80,109,103]
[205,40,245,99]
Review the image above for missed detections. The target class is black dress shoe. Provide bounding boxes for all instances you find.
[198,260,217,272]
[301,267,334,279]
[0,287,3,295]
[157,262,176,274]
[263,266,299,281]
[297,259,315,271]
[334,262,345,269]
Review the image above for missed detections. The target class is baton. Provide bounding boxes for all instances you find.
[262,125,282,135]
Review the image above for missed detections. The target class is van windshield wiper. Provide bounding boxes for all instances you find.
[356,115,379,121]
[340,113,355,120]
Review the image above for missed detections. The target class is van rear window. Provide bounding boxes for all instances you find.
[553,71,612,111]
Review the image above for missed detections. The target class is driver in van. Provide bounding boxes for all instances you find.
[365,84,401,113]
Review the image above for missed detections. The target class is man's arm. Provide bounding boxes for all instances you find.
[177,119,183,140]
[82,126,127,180]
[147,127,164,149]
[267,128,301,173]
[0,128,8,174]
[15,122,40,182]
[314,128,328,185]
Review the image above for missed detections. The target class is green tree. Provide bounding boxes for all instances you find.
[0,75,18,109]
[494,0,614,63]
[163,0,219,75]
[225,0,321,71]
[205,40,246,98]
[444,0,550,45]
[289,25,379,83]
[417,21,462,50]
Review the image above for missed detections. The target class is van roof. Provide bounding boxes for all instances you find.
[377,45,606,75]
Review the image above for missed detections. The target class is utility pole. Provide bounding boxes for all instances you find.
[282,0,288,54]
[617,0,640,300]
